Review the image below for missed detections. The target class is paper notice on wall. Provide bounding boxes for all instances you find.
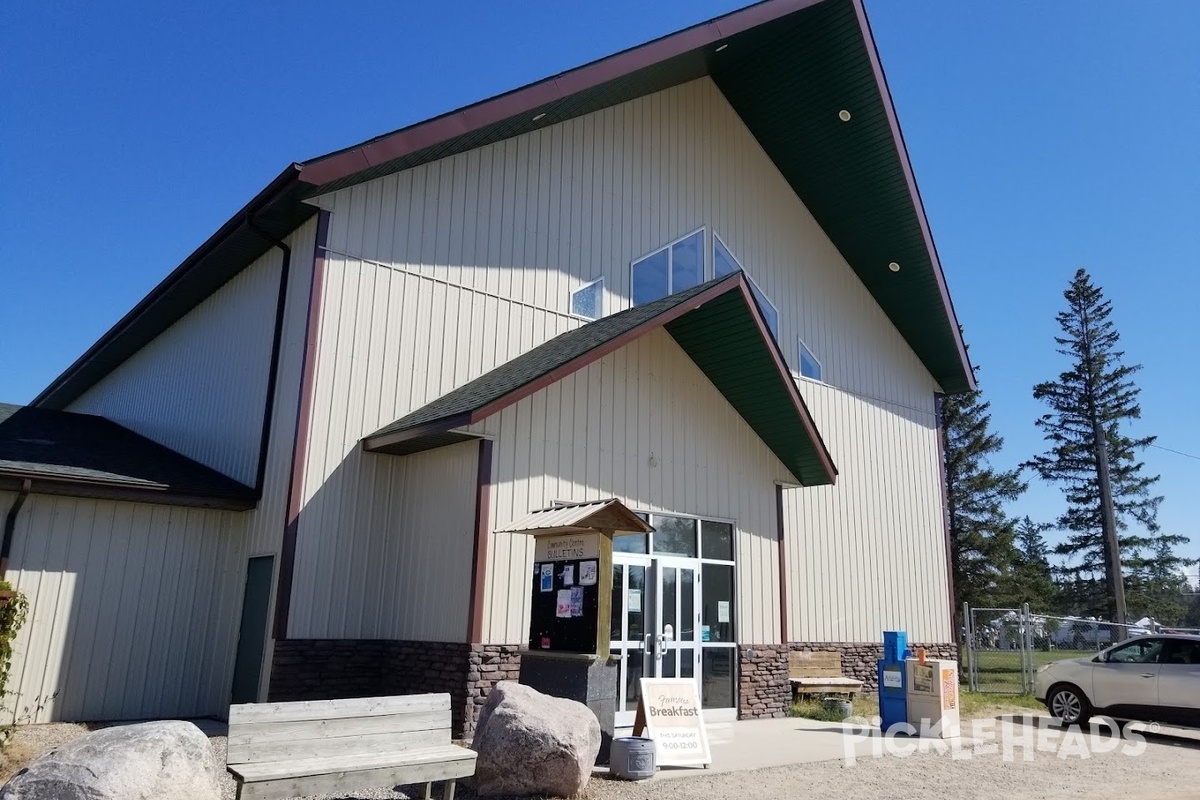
[629,589,642,613]
[717,601,730,623]
[556,590,572,618]
[561,565,574,586]
[579,560,598,586]
[569,586,584,617]
[540,564,554,593]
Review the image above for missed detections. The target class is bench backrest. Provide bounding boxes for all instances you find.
[789,651,843,679]
[227,693,453,767]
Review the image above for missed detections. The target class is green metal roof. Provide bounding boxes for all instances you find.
[364,274,837,487]
[35,0,971,410]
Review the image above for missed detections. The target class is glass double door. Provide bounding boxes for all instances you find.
[611,555,712,726]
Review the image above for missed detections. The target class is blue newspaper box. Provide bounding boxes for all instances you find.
[878,631,909,732]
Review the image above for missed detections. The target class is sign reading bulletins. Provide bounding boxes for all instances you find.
[637,678,711,767]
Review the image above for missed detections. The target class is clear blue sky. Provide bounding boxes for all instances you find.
[3,1,1197,567]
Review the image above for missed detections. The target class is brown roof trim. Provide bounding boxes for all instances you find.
[0,472,256,511]
[468,439,494,643]
[851,0,974,391]
[731,279,837,483]
[297,0,826,186]
[32,165,305,408]
[273,209,330,641]
[776,484,789,644]
[361,413,475,455]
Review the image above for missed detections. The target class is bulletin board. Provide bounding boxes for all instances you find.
[528,558,602,653]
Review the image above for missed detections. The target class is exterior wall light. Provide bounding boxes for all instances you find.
[838,109,852,122]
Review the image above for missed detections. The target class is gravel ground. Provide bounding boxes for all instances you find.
[5,720,1200,800]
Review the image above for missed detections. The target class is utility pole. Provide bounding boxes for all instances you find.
[1094,418,1127,637]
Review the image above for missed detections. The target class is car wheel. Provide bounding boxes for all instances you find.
[1048,685,1091,726]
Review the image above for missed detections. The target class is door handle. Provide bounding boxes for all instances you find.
[1140,673,1155,678]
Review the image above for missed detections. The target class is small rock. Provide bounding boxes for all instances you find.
[470,681,600,797]
[0,721,219,800]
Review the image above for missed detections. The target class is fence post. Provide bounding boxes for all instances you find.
[1022,602,1033,694]
[962,602,974,692]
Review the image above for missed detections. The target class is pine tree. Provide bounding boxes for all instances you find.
[1030,268,1164,619]
[1124,536,1194,625]
[1012,517,1058,610]
[941,375,1026,612]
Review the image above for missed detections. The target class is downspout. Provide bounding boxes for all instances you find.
[247,219,292,495]
[1,479,32,579]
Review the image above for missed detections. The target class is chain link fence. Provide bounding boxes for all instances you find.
[961,603,1200,694]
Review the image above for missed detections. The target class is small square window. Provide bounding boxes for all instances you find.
[799,339,822,381]
[570,278,604,320]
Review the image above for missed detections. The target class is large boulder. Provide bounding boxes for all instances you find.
[470,681,601,797]
[0,720,220,800]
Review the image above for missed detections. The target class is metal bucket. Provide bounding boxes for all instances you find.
[823,696,853,718]
[609,736,655,780]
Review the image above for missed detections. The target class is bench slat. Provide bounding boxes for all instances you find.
[229,694,449,725]
[230,728,451,765]
[229,694,450,725]
[231,745,475,783]
[789,651,844,679]
[228,709,449,753]
[235,756,475,800]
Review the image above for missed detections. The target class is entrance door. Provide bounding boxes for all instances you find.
[611,554,651,727]
[611,554,705,727]
[654,557,702,683]
[231,556,274,704]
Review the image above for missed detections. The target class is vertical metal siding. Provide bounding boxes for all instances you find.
[4,493,245,723]
[299,77,950,646]
[65,235,293,487]
[288,441,478,641]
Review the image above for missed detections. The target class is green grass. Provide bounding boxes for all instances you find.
[967,648,1094,692]
[790,690,1045,722]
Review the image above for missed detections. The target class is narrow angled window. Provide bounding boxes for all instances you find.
[570,277,604,320]
[799,339,822,381]
[714,236,740,278]
[748,278,779,339]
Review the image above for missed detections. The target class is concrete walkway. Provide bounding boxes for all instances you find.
[609,717,892,779]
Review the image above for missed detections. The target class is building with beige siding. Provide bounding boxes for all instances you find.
[0,0,971,733]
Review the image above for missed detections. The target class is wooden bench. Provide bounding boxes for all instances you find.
[226,693,476,800]
[788,651,864,699]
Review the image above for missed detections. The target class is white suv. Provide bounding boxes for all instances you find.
[1035,634,1200,727]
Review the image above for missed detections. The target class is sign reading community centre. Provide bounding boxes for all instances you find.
[638,678,711,767]
[533,532,600,562]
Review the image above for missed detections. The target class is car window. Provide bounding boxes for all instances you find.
[1162,640,1200,665]
[1106,638,1165,664]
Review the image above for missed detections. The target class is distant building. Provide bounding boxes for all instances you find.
[1,0,971,734]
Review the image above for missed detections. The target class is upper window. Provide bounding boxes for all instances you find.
[713,235,778,339]
[570,277,604,320]
[798,339,822,381]
[631,230,704,306]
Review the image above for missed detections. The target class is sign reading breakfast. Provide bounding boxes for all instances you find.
[534,532,600,562]
[638,678,711,766]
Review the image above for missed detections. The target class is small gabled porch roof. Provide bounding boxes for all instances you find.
[363,274,837,487]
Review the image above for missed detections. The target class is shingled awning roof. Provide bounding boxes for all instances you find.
[0,404,258,510]
[363,274,837,487]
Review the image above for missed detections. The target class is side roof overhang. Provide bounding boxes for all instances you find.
[0,404,258,510]
[363,274,838,487]
[35,0,972,409]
